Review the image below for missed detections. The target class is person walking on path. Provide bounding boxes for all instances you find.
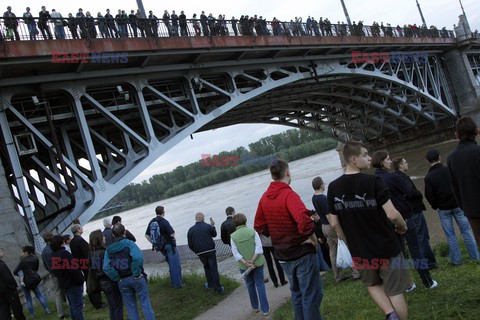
[447,116,480,247]
[0,248,26,320]
[373,150,437,291]
[13,246,51,318]
[230,213,270,316]
[104,223,155,320]
[327,142,409,320]
[254,159,323,320]
[392,157,437,269]
[188,212,225,294]
[145,206,183,288]
[221,206,236,246]
[425,149,479,264]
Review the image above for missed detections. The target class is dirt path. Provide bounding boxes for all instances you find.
[194,281,291,320]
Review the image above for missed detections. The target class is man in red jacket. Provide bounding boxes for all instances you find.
[254,159,323,320]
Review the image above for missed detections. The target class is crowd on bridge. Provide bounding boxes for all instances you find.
[1,5,475,42]
[1,116,480,320]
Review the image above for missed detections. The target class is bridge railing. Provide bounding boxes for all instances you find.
[0,17,456,42]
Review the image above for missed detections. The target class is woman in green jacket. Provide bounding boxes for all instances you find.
[230,213,270,316]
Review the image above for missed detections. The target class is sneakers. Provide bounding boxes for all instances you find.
[385,311,400,320]
[215,286,225,294]
[406,283,416,293]
[204,282,210,289]
[429,280,438,289]
[262,310,270,316]
[280,280,288,286]
[253,309,260,313]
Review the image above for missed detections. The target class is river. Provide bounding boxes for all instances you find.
[83,138,462,250]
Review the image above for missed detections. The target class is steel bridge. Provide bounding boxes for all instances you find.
[1,23,480,247]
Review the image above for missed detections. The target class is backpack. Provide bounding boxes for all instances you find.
[149,219,167,252]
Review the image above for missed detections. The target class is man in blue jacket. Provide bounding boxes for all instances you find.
[187,212,224,294]
[104,224,155,320]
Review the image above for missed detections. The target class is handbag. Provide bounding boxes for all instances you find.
[87,270,101,294]
[336,239,353,268]
[24,270,41,290]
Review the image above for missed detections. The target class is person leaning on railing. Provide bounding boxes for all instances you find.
[3,6,20,41]
[23,7,37,40]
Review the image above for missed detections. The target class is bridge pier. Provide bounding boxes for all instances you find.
[444,48,480,122]
[0,156,30,269]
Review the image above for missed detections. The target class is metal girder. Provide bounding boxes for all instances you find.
[0,52,458,245]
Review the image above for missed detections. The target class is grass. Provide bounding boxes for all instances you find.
[273,242,480,320]
[33,274,239,320]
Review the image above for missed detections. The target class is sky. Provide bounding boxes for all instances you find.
[8,0,480,183]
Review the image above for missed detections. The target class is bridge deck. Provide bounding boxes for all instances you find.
[0,35,460,87]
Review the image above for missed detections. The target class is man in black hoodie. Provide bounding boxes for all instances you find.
[0,247,26,320]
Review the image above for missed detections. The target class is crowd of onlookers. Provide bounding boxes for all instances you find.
[1,5,473,42]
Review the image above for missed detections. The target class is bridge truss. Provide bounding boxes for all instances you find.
[0,40,458,244]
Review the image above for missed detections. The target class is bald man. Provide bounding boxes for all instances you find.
[187,213,224,294]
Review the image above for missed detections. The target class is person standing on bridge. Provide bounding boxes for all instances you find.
[254,159,323,320]
[23,7,37,40]
[3,7,20,41]
[447,117,480,248]
[145,206,183,288]
[327,142,409,320]
[38,6,53,40]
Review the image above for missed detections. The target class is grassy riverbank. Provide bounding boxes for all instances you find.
[273,242,480,320]
[33,274,239,320]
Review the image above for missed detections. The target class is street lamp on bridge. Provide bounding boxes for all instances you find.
[136,0,146,17]
[415,0,427,27]
[339,0,352,26]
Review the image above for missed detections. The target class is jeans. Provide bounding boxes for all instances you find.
[100,279,124,320]
[263,246,287,286]
[199,251,222,292]
[316,244,330,272]
[281,253,323,320]
[412,212,437,268]
[162,244,183,288]
[27,23,37,40]
[438,208,480,264]
[118,275,155,320]
[54,25,66,39]
[402,217,434,288]
[65,285,85,320]
[21,285,50,317]
[240,265,269,313]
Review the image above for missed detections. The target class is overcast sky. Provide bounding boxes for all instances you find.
[9,0,480,183]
